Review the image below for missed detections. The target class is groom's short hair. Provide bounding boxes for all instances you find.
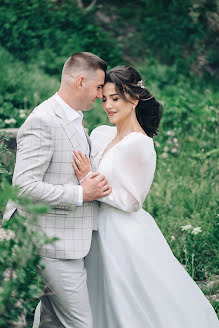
[62,52,107,82]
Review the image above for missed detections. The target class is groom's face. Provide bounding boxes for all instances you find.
[80,69,105,111]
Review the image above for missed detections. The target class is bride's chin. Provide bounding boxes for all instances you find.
[109,117,117,124]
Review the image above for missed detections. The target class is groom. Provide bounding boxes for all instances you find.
[3,52,111,327]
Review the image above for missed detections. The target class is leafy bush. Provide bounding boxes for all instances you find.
[96,0,218,77]
[0,138,54,327]
[0,46,59,129]
[0,0,123,75]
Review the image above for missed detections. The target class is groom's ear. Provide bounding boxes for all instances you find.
[76,76,85,89]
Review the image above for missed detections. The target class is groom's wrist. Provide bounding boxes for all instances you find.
[79,171,92,185]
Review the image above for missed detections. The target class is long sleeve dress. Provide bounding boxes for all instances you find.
[85,125,218,328]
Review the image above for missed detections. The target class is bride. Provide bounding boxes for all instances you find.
[72,65,218,327]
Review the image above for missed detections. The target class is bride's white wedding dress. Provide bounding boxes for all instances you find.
[85,125,218,328]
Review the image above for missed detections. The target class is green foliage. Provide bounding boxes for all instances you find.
[0,0,123,75]
[0,46,59,128]
[98,0,218,77]
[0,132,11,175]
[0,141,54,327]
[139,0,218,75]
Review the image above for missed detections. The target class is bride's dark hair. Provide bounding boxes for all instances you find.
[105,65,162,137]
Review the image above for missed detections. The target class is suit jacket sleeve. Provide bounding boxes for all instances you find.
[13,113,79,210]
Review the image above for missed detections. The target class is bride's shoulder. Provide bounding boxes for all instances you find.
[126,132,154,148]
[90,125,116,140]
[123,132,156,159]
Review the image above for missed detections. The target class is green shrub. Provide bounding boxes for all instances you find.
[0,138,54,327]
[0,46,59,128]
[0,0,123,75]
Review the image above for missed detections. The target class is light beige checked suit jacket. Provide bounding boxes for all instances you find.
[3,95,98,259]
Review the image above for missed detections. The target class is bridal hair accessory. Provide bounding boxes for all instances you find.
[136,80,145,88]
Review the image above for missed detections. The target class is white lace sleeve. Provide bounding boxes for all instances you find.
[97,133,156,212]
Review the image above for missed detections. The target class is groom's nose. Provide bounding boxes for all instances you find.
[97,88,103,99]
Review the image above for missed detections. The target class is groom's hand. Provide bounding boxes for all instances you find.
[81,172,112,201]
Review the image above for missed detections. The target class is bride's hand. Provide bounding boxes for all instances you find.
[72,150,92,181]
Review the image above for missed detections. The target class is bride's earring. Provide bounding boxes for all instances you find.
[132,105,135,110]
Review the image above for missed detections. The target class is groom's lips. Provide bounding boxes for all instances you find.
[107,111,117,117]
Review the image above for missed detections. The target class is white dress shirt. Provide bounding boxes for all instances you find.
[54,93,88,206]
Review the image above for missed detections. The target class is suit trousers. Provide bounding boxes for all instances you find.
[38,257,93,328]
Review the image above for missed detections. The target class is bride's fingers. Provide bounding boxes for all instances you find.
[75,150,86,163]
[73,151,83,163]
[84,154,91,164]
[78,150,86,160]
[73,155,83,168]
[72,161,79,174]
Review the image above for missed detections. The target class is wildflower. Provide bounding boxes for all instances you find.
[171,235,176,241]
[171,148,178,153]
[19,110,26,119]
[167,130,174,136]
[3,268,17,281]
[192,227,202,235]
[155,142,160,148]
[161,152,168,158]
[164,146,169,152]
[0,228,15,241]
[5,118,16,125]
[173,138,179,146]
[181,224,192,231]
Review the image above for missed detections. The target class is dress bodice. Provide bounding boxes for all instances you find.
[90,125,156,212]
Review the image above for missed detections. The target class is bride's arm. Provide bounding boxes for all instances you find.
[98,135,156,212]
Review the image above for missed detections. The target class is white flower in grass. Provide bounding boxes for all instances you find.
[167,130,174,136]
[171,148,178,153]
[155,142,160,148]
[3,268,17,281]
[5,118,16,125]
[164,146,169,152]
[173,138,179,145]
[181,224,192,231]
[161,152,168,158]
[19,109,26,118]
[191,227,202,235]
[171,235,176,241]
[0,228,15,241]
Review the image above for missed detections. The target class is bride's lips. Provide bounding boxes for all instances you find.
[107,111,117,117]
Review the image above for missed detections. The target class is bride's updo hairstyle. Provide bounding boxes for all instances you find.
[105,65,162,137]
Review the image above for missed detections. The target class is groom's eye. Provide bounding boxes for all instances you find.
[113,98,119,102]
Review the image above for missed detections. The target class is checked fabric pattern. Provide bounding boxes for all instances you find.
[3,96,98,259]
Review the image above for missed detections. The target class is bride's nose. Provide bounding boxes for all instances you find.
[105,100,113,110]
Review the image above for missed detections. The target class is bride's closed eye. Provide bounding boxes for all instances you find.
[102,98,119,103]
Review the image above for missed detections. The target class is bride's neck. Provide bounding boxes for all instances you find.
[115,115,144,139]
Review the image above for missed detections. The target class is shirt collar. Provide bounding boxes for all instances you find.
[54,93,83,122]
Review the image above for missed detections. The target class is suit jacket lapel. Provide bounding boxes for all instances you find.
[84,129,91,156]
[48,97,89,154]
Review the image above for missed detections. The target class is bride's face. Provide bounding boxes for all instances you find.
[102,83,136,124]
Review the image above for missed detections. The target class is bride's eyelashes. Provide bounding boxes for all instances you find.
[102,98,119,103]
